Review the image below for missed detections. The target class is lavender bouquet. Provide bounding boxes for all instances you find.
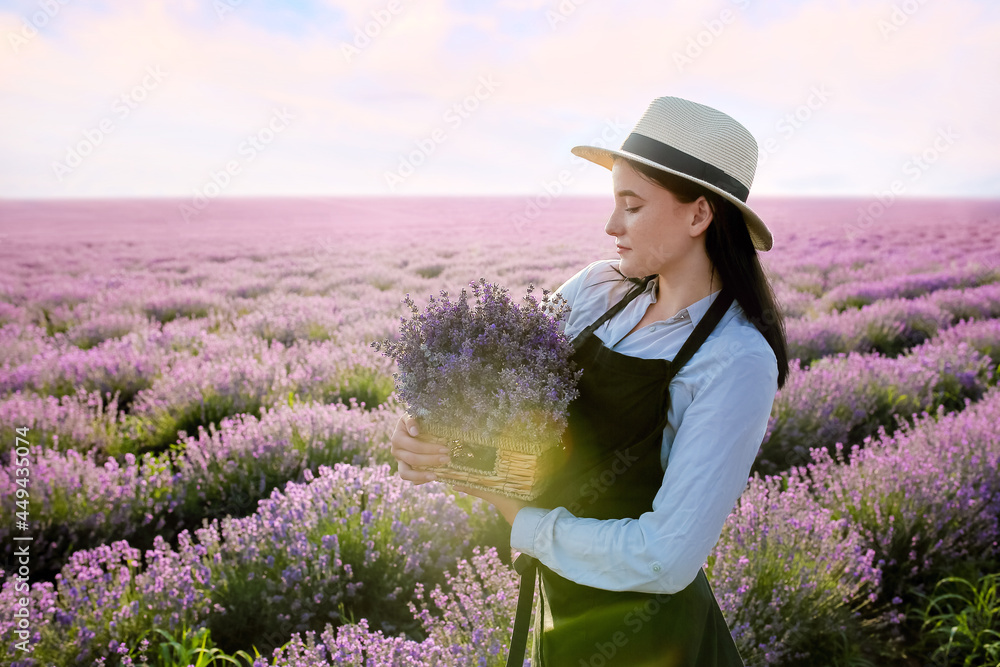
[372,279,581,499]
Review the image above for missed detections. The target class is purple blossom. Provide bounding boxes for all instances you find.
[758,332,993,474]
[373,279,581,445]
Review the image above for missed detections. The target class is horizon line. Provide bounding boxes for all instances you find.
[2,193,998,204]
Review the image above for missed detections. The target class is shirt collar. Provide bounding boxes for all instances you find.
[647,277,724,327]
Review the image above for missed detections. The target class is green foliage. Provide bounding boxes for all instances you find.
[126,389,265,454]
[414,264,445,279]
[303,322,335,342]
[127,625,260,667]
[789,278,825,298]
[862,318,936,357]
[832,295,873,312]
[369,276,396,291]
[23,361,153,411]
[915,572,1000,667]
[289,365,395,412]
[331,365,396,409]
[142,302,211,324]
[932,368,993,413]
[827,628,878,667]
[36,306,73,336]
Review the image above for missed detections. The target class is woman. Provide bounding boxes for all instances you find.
[391,96,789,666]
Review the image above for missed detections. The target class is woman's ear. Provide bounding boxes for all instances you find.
[689,196,714,238]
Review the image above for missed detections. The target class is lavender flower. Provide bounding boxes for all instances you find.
[758,334,993,474]
[806,387,1000,623]
[269,546,524,667]
[708,474,881,665]
[373,279,581,445]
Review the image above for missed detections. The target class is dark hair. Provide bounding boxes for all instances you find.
[614,157,789,389]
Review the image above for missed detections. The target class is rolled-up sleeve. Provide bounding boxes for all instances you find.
[510,344,778,594]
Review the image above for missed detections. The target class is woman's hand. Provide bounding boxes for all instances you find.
[390,414,530,525]
[390,413,450,485]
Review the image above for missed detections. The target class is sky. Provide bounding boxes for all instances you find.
[1,0,998,200]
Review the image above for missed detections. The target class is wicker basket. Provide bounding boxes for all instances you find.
[415,419,566,500]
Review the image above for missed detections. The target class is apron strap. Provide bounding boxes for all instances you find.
[667,287,735,377]
[648,287,736,443]
[505,553,539,667]
[573,276,654,349]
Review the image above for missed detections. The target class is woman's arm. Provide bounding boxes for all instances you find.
[510,339,778,594]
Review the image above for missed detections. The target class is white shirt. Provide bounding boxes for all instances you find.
[510,259,778,594]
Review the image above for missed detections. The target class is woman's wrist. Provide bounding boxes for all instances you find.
[453,484,528,526]
[496,496,528,526]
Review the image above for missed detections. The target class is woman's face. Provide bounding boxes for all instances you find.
[605,158,710,279]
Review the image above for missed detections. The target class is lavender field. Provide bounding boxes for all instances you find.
[1,196,999,667]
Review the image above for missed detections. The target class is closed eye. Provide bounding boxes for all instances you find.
[625,207,640,214]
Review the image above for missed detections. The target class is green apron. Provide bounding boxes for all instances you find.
[506,277,745,667]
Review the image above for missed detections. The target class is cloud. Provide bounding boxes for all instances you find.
[0,0,997,197]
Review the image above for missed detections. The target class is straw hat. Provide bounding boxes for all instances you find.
[572,96,772,251]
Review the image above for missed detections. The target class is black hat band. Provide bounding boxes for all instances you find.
[620,133,750,203]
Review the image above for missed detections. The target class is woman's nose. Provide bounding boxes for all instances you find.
[605,207,623,236]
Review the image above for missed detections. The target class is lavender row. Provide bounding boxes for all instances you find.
[0,237,591,354]
[807,392,1000,610]
[3,319,996,578]
[0,326,397,457]
[0,399,399,578]
[758,318,999,475]
[5,389,999,666]
[815,264,999,313]
[6,279,998,433]
[4,200,992,340]
[4,304,995,472]
[0,325,166,411]
[0,463,497,666]
[763,208,1000,301]
[2,233,994,384]
[709,385,1000,665]
[0,389,125,461]
[259,547,522,667]
[774,263,1000,319]
[786,281,1000,364]
[707,475,881,665]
